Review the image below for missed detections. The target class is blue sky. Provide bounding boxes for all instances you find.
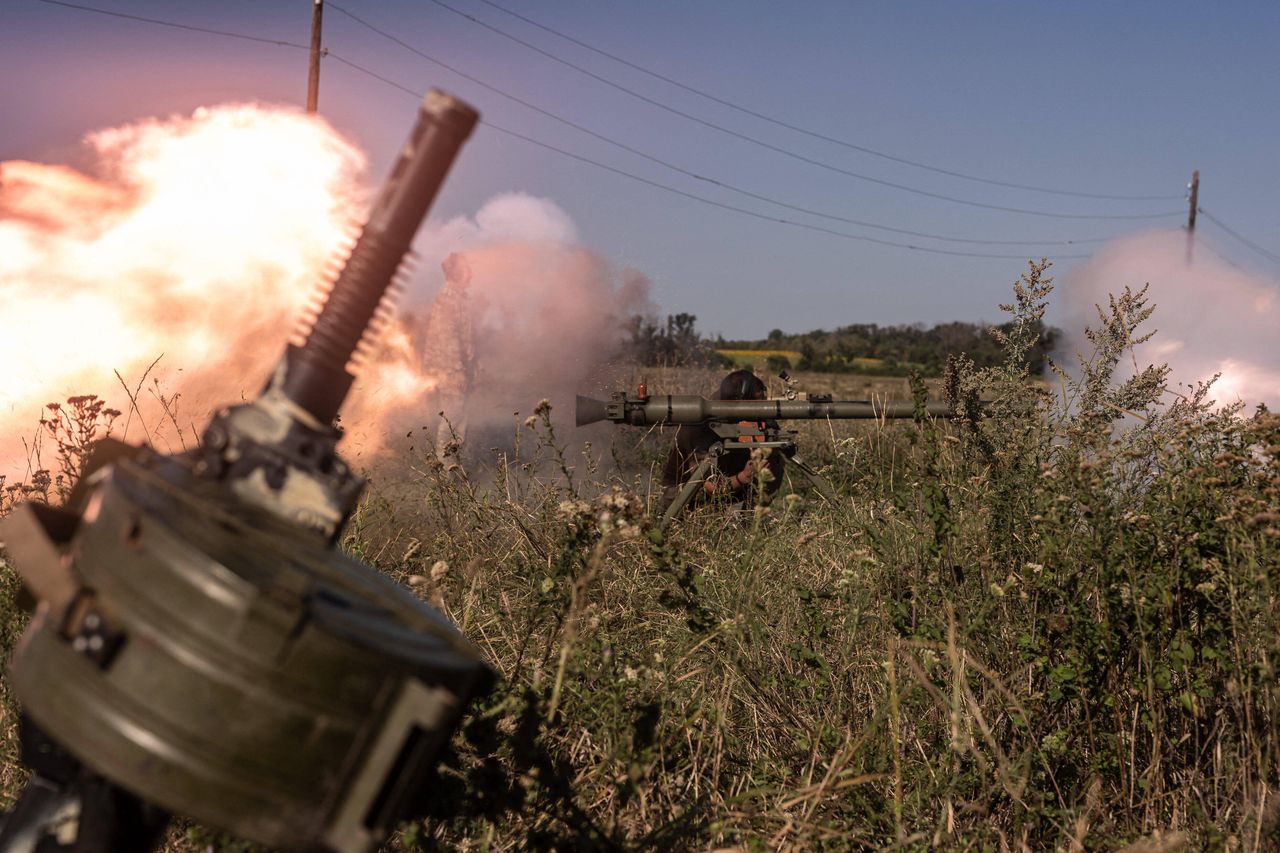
[4,0,1278,338]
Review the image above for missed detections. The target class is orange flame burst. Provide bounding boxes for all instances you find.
[3,105,657,483]
[0,104,371,478]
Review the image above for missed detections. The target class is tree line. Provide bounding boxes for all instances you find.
[627,313,1060,376]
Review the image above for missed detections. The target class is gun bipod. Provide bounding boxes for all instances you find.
[657,437,839,532]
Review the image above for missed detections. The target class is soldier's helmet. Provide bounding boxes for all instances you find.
[718,369,766,401]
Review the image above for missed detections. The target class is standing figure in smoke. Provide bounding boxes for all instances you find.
[423,252,477,469]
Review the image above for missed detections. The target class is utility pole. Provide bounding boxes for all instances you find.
[307,0,324,114]
[1187,170,1199,231]
[1186,169,1199,265]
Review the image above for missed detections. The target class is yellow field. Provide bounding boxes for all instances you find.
[715,350,896,372]
[714,348,803,367]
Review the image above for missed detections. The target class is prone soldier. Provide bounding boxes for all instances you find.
[660,369,785,514]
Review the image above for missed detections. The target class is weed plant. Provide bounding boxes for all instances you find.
[0,262,1275,850]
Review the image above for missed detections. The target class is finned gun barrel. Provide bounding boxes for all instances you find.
[576,391,954,427]
[0,90,490,853]
[282,90,479,424]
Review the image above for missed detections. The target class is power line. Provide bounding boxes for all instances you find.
[1208,245,1248,273]
[472,0,1182,203]
[326,52,420,98]
[484,123,1088,259]
[325,51,1089,261]
[324,3,1112,247]
[418,0,1183,219]
[36,0,1179,234]
[1197,208,1280,266]
[34,0,309,49]
[26,0,1095,259]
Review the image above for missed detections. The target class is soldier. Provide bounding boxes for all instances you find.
[422,252,476,468]
[660,369,785,514]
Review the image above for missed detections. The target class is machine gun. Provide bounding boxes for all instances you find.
[576,387,957,530]
[0,91,488,853]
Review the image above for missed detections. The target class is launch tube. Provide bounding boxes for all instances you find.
[576,393,954,427]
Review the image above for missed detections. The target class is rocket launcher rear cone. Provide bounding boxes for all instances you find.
[575,395,610,427]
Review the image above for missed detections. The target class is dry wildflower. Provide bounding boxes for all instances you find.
[596,488,635,513]
[592,487,644,538]
[430,560,449,582]
[748,446,774,482]
[557,498,593,531]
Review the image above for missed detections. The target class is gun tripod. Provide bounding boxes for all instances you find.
[659,436,838,532]
[0,718,169,852]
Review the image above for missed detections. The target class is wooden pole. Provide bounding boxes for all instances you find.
[1187,170,1199,231]
[306,0,324,114]
[1186,170,1199,265]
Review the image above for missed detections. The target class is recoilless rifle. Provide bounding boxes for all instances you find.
[0,90,489,852]
[577,384,958,530]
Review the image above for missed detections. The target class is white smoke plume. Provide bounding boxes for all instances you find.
[342,194,654,465]
[1057,230,1280,410]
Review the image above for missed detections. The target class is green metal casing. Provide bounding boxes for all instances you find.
[7,449,489,852]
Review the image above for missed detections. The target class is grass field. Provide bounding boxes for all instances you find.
[716,348,896,373]
[0,265,1277,850]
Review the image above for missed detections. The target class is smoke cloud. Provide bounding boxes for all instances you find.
[1057,229,1280,410]
[1,104,366,481]
[342,194,654,465]
[1,105,652,483]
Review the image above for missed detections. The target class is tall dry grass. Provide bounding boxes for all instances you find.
[0,262,1275,851]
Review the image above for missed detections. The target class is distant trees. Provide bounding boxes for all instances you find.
[765,354,792,373]
[625,313,1060,375]
[723,319,1061,376]
[624,313,721,367]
